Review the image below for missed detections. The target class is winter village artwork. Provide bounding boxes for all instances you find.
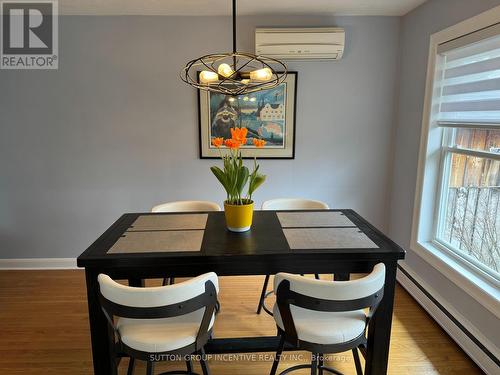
[198,72,297,158]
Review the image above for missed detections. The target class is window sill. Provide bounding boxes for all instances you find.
[410,239,500,319]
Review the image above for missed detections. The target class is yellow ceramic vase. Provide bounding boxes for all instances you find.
[224,201,254,232]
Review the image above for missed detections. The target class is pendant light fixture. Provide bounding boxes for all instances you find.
[180,0,287,96]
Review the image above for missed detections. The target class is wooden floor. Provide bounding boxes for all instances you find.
[0,270,483,375]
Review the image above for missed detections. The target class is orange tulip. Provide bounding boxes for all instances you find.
[253,138,266,148]
[224,138,241,150]
[231,127,248,145]
[211,137,224,148]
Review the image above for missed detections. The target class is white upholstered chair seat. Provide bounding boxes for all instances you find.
[117,310,215,353]
[273,304,366,345]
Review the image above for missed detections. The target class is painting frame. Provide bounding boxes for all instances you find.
[198,71,297,159]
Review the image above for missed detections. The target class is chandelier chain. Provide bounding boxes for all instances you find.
[180,0,287,96]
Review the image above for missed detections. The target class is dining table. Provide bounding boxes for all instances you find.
[77,209,405,375]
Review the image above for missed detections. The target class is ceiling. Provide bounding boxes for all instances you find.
[59,0,428,16]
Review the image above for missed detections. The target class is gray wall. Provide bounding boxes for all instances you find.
[0,15,400,258]
[388,0,500,354]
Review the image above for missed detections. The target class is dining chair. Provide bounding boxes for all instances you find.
[151,200,221,285]
[261,198,330,211]
[270,263,386,375]
[151,200,221,213]
[98,272,219,375]
[257,198,329,315]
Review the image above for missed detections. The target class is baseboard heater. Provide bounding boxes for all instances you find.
[397,264,499,374]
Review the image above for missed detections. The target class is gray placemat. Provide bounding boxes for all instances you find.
[277,211,354,228]
[128,214,208,231]
[108,230,204,253]
[283,227,378,249]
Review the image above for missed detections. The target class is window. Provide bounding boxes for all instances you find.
[413,18,500,294]
[437,130,500,274]
[432,27,500,279]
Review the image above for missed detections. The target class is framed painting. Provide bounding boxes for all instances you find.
[198,72,297,159]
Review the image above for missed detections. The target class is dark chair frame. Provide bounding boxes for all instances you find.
[270,279,384,375]
[257,274,320,316]
[99,280,218,375]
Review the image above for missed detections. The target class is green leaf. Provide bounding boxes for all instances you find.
[210,166,230,194]
[235,166,250,196]
[248,173,266,197]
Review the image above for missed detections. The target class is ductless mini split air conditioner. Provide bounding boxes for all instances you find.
[255,27,345,60]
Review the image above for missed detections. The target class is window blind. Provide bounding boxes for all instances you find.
[436,24,500,127]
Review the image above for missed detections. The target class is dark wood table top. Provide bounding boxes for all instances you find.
[77,209,405,272]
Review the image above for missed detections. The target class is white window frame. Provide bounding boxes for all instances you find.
[411,5,500,318]
[434,128,500,277]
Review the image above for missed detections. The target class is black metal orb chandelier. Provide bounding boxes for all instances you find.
[180,0,287,96]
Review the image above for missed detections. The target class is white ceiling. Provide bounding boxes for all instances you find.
[59,0,428,16]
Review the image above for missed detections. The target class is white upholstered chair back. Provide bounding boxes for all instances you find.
[151,201,221,213]
[274,263,385,302]
[261,198,329,211]
[98,272,219,308]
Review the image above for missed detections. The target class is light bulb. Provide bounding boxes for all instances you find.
[217,63,234,78]
[241,79,250,85]
[250,67,273,81]
[199,70,218,83]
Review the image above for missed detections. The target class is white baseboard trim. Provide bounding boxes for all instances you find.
[0,258,78,270]
[397,262,499,374]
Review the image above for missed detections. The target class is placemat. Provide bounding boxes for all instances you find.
[128,214,208,231]
[108,230,204,253]
[283,227,378,249]
[277,211,354,228]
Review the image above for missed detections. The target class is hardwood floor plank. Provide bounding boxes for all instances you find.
[0,270,482,374]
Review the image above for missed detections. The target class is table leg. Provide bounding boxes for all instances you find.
[365,261,397,375]
[85,269,117,375]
